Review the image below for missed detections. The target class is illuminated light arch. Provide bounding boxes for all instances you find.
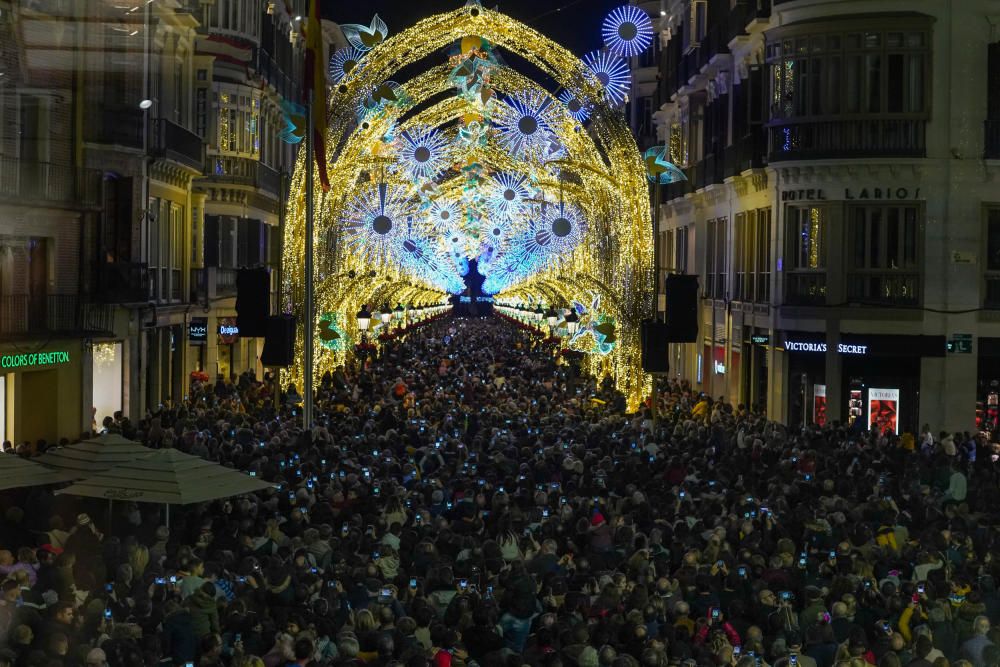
[286,5,653,410]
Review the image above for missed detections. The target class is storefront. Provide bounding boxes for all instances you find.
[742,330,770,413]
[782,332,945,432]
[977,338,1000,438]
[91,341,123,429]
[0,342,84,445]
[217,317,239,379]
[188,317,208,378]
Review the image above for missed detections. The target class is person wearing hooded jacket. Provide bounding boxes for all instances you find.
[186,580,220,639]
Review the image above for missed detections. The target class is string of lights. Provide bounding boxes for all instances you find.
[285,5,653,410]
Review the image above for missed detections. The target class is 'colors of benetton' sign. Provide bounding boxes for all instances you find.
[1,351,71,369]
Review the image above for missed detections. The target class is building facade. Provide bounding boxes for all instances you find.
[642,0,999,434]
[0,0,313,444]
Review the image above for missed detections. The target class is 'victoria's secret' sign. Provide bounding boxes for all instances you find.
[782,187,922,201]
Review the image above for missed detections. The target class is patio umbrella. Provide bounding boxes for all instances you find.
[54,448,275,524]
[35,434,153,479]
[0,452,78,491]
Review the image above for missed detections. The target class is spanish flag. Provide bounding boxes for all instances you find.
[303,0,330,191]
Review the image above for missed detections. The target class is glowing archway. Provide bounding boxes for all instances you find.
[285,3,653,409]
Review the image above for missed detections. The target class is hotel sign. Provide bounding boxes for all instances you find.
[1,350,71,369]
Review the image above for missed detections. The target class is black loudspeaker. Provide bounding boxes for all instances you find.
[641,321,671,373]
[261,315,296,367]
[665,274,699,343]
[236,268,270,337]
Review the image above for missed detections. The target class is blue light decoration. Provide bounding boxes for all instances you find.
[278,100,305,144]
[542,201,586,253]
[495,90,556,159]
[329,47,366,84]
[558,90,590,123]
[397,126,452,180]
[398,235,466,295]
[318,312,349,351]
[602,5,655,58]
[341,14,388,51]
[643,146,688,184]
[583,50,631,106]
[343,183,413,261]
[487,172,532,220]
[426,199,460,234]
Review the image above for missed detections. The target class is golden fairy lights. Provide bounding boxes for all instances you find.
[284,5,653,410]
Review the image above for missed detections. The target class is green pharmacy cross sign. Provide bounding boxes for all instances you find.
[1,350,71,369]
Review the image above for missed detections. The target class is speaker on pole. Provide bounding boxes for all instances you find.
[641,321,670,373]
[236,268,270,337]
[261,315,296,367]
[665,274,699,343]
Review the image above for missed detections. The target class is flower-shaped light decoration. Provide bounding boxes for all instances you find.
[495,90,556,160]
[397,126,452,181]
[343,183,413,262]
[602,5,655,58]
[559,90,591,123]
[329,47,366,84]
[425,199,461,234]
[583,50,631,106]
[483,218,511,247]
[542,201,586,253]
[487,172,532,221]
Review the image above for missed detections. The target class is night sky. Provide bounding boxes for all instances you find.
[322,0,622,57]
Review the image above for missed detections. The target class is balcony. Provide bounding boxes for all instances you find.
[986,120,1000,159]
[87,109,204,171]
[94,262,149,304]
[204,156,282,197]
[0,156,102,207]
[727,0,772,42]
[769,118,927,162]
[848,272,920,306]
[0,294,114,339]
[190,267,238,303]
[150,119,204,171]
[87,107,144,149]
[785,273,827,306]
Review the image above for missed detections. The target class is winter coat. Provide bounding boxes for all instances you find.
[186,589,219,638]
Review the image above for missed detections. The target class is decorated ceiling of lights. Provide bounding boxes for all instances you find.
[285,1,656,409]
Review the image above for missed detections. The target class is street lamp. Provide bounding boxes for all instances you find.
[565,311,579,336]
[356,304,372,331]
[380,303,392,326]
[394,303,404,325]
[545,306,559,332]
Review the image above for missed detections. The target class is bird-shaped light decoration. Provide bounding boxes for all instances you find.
[341,15,388,51]
[644,146,687,184]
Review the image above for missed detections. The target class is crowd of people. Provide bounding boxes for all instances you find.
[0,315,999,667]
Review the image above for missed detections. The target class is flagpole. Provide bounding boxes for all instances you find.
[303,89,315,431]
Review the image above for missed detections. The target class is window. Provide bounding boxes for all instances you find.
[684,0,708,54]
[734,208,773,303]
[784,206,827,306]
[847,204,920,305]
[705,217,728,299]
[217,88,261,156]
[767,19,930,121]
[985,207,1000,307]
[789,207,826,270]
